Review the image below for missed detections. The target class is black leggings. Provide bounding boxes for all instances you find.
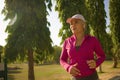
[72,71,99,80]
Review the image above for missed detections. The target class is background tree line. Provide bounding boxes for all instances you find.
[0,0,120,80]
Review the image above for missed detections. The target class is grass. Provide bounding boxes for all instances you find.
[8,64,28,80]
[7,61,120,80]
[97,61,120,80]
[35,65,71,80]
[8,64,71,80]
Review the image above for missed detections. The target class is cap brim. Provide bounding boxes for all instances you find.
[66,18,80,23]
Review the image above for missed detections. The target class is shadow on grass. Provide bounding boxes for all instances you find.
[8,75,15,80]
[109,76,120,80]
[36,63,56,66]
[98,71,105,74]
[8,67,22,80]
[8,67,22,74]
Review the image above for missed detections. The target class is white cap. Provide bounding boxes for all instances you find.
[66,14,86,23]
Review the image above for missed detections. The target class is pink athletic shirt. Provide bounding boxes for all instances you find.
[60,35,105,78]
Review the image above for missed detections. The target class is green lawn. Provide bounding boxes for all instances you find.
[7,61,120,80]
[8,64,71,80]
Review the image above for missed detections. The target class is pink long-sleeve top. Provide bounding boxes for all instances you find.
[60,35,105,78]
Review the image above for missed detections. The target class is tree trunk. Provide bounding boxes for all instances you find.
[113,56,118,68]
[28,49,35,80]
[99,65,103,73]
[0,53,1,63]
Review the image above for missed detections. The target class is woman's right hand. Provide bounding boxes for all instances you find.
[69,63,81,76]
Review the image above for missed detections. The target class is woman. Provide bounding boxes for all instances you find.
[60,14,105,80]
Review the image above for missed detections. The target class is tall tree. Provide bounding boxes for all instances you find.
[55,0,89,44]
[85,0,107,72]
[109,0,120,68]
[2,0,52,80]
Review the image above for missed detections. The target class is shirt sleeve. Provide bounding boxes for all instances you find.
[60,40,71,72]
[94,37,106,67]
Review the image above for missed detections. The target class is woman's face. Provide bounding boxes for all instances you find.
[69,19,85,35]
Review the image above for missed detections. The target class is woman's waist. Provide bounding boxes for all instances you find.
[70,61,96,76]
[70,59,90,69]
[77,69,96,77]
[73,70,98,78]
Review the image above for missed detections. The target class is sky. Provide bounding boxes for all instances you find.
[0,0,9,46]
[0,0,109,46]
[47,1,62,46]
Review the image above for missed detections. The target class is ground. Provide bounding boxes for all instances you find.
[6,61,120,80]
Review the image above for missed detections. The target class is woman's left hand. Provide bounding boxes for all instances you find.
[87,60,96,69]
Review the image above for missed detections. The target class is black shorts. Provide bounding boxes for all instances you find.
[72,71,99,80]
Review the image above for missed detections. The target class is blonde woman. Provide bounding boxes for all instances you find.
[60,14,105,80]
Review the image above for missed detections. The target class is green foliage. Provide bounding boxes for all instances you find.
[34,50,54,64]
[55,0,88,44]
[109,0,120,67]
[34,45,61,64]
[85,0,113,60]
[53,45,61,64]
[109,0,120,45]
[85,0,106,36]
[2,0,53,62]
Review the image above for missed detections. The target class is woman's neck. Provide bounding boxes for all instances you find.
[75,32,85,40]
[75,32,85,46]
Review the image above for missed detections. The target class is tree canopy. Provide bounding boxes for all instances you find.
[55,0,88,44]
[2,0,53,80]
[109,0,120,68]
[2,0,53,61]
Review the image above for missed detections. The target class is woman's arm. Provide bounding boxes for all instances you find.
[94,37,106,67]
[60,40,71,72]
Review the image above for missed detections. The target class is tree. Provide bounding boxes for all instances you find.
[53,45,61,64]
[2,0,53,80]
[55,0,89,44]
[0,45,3,63]
[34,50,54,65]
[34,45,62,64]
[109,0,120,68]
